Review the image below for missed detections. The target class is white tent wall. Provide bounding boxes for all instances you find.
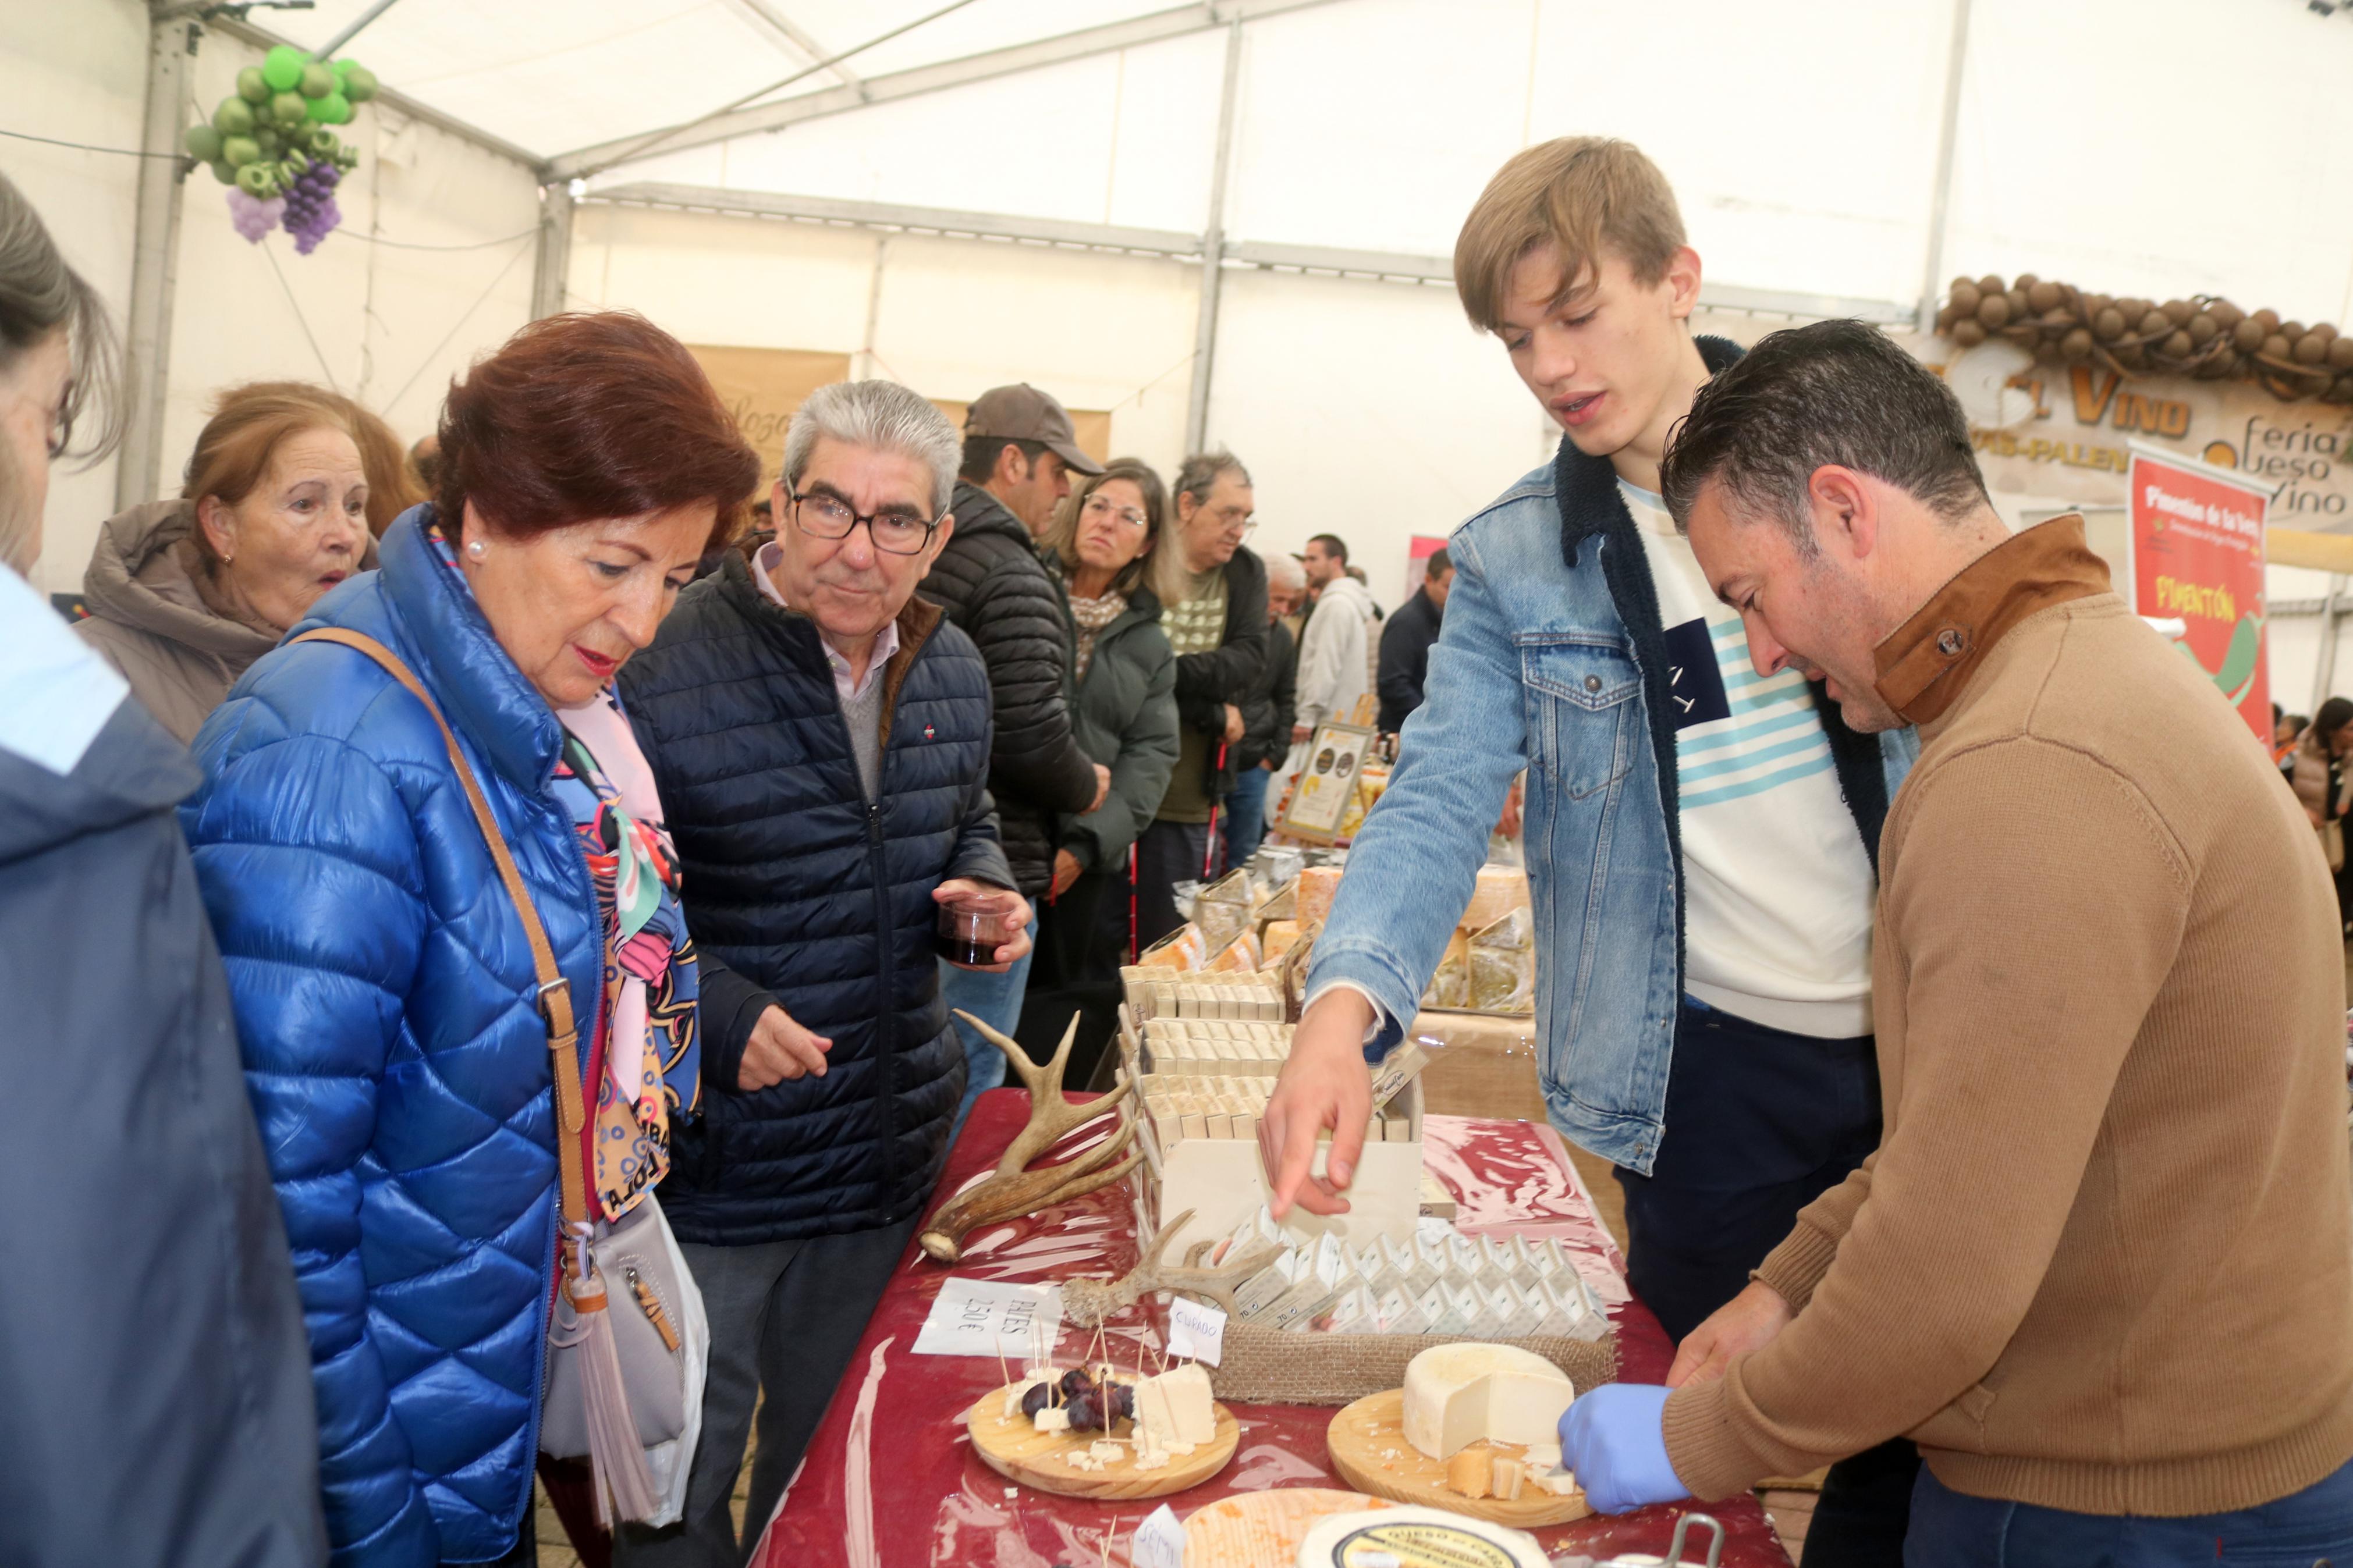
[3,8,543,597]
[1,0,150,596]
[152,28,542,568]
[565,203,1198,479]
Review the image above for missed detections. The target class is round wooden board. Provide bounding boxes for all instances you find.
[1326,1388,1592,1528]
[964,1385,1239,1501]
[1181,1489,1392,1568]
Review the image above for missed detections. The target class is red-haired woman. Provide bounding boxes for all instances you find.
[78,381,377,742]
[183,312,759,1568]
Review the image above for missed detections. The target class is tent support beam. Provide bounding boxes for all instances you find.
[531,181,575,321]
[118,8,194,510]
[549,0,1345,183]
[580,182,1912,325]
[721,0,867,97]
[1184,20,1244,454]
[1916,0,1974,332]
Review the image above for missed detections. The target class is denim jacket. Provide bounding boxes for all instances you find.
[1307,337,1916,1174]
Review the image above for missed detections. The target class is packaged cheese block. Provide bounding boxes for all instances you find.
[1295,863,1343,926]
[1457,863,1531,931]
[1295,1506,1549,1568]
[1135,1361,1216,1452]
[1261,919,1303,962]
[1420,928,1471,1009]
[1401,1342,1577,1460]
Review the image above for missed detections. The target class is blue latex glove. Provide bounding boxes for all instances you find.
[1559,1384,1688,1514]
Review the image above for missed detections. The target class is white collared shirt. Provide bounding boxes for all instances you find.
[753,541,899,705]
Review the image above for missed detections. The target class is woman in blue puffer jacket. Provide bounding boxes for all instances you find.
[183,312,759,1568]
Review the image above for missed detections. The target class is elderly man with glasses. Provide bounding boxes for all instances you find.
[613,381,1028,1568]
[1134,448,1268,946]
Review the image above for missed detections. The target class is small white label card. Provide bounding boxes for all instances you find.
[1165,1296,1228,1367]
[1131,1504,1184,1568]
[911,1278,1063,1359]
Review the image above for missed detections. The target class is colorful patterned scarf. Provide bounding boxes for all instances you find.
[425,519,700,1222]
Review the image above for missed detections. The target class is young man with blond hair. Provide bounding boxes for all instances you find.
[1257,139,1917,1560]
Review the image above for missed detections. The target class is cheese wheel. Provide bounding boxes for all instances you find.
[1401,1343,1575,1460]
[1294,1506,1549,1568]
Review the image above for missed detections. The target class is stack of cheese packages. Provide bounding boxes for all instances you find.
[1206,1210,1607,1341]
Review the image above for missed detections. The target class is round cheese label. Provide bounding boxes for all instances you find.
[1323,1519,1523,1568]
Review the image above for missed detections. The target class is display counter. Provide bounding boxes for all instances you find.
[750,1090,1790,1567]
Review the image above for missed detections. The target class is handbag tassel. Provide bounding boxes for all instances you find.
[562,1251,661,1527]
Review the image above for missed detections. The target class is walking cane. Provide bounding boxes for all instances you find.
[1126,841,1140,965]
[1203,741,1229,880]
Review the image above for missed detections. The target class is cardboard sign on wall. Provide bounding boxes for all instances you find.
[686,345,853,477]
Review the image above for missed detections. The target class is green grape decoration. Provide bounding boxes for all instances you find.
[210,51,378,253]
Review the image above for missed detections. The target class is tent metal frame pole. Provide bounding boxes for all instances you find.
[317,0,407,61]
[1184,20,1245,456]
[530,181,576,321]
[2315,575,2345,714]
[1915,0,1974,333]
[118,9,194,510]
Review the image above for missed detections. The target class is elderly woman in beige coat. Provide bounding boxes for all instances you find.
[78,383,382,741]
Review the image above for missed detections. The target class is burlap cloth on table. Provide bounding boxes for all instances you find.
[1206,1323,1617,1406]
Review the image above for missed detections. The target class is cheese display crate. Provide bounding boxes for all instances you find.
[1117,1005,1423,1260]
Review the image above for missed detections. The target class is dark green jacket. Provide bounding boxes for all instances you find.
[1055,570,1180,872]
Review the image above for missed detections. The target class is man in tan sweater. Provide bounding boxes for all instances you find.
[1557,319,2353,1563]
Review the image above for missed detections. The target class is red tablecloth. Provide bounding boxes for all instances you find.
[752,1091,1791,1567]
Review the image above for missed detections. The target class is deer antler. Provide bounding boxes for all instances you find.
[1063,1208,1285,1327]
[916,1011,1140,1265]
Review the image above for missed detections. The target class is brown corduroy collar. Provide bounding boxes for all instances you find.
[1872,514,2111,728]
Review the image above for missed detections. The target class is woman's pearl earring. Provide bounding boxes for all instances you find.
[466,539,486,560]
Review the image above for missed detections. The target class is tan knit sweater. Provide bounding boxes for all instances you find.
[1663,517,2353,1516]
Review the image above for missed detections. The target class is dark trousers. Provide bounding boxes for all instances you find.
[612,1218,918,1568]
[1614,998,1918,1568]
[1022,869,1127,1087]
[1905,1455,2353,1566]
[1222,763,1273,873]
[1134,819,1213,950]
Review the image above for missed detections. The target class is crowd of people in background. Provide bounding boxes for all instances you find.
[0,148,1442,1567]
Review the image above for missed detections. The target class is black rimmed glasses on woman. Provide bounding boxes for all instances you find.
[789,488,942,556]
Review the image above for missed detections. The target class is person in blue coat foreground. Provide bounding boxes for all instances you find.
[611,380,1026,1568]
[0,166,328,1568]
[184,311,758,1567]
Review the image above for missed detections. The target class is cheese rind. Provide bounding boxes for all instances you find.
[1401,1343,1577,1459]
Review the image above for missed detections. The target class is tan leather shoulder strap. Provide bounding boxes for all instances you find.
[290,628,591,1231]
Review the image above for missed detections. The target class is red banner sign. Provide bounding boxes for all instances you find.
[2124,443,2275,742]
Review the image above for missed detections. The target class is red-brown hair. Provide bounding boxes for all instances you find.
[225,381,423,536]
[434,311,758,553]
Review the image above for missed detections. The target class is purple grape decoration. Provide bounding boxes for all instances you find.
[282,158,345,254]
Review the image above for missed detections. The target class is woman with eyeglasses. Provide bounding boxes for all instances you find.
[1028,460,1181,1064]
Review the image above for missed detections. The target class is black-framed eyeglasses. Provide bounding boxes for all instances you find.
[789,489,942,556]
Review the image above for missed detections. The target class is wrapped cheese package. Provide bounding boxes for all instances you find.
[1468,906,1535,1014]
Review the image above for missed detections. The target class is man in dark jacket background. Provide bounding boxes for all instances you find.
[1225,549,1302,871]
[1137,449,1267,944]
[920,383,1108,1133]
[1376,546,1452,734]
[616,381,1027,1568]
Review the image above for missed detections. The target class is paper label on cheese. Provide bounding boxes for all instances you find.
[1307,1518,1535,1568]
[1131,1505,1183,1568]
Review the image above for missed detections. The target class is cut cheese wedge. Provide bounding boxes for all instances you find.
[1401,1343,1576,1460]
[1134,1361,1216,1452]
[1295,1505,1549,1568]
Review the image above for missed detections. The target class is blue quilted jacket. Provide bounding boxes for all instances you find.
[617,552,1011,1245]
[184,510,602,1567]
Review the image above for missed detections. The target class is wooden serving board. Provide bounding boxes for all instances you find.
[1181,1489,1393,1568]
[1326,1389,1592,1528]
[964,1385,1239,1501]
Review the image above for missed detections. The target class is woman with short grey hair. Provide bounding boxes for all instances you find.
[0,168,326,1568]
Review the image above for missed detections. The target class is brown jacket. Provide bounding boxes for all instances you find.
[1663,517,2353,1516]
[2289,727,2344,827]
[75,500,282,745]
